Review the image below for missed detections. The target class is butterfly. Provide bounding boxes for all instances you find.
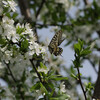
[48,30,65,56]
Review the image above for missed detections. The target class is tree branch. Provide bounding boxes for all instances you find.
[17,0,39,42]
[36,0,46,19]
[76,67,87,100]
[35,23,73,27]
[5,63,17,83]
[83,0,88,5]
[93,60,100,99]
[17,0,31,22]
[30,59,43,83]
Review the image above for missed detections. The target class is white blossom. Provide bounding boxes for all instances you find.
[29,41,46,56]
[1,49,13,64]
[0,62,4,69]
[1,16,20,42]
[37,67,49,74]
[55,0,72,11]
[0,7,3,16]
[60,81,66,93]
[2,16,14,26]
[7,30,19,42]
[2,0,17,12]
[16,23,24,29]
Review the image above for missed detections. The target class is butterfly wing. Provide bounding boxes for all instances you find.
[57,30,65,46]
[48,30,64,56]
[48,30,59,54]
[53,47,63,56]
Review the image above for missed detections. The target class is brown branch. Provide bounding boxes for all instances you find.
[30,59,42,83]
[76,67,87,100]
[5,63,17,83]
[92,29,100,99]
[35,0,46,42]
[93,60,100,99]
[17,0,31,22]
[36,0,46,19]
[35,23,73,27]
[83,0,88,5]
[17,0,39,42]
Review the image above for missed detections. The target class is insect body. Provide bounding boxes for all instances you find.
[48,30,65,56]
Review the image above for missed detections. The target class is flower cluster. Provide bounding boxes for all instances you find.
[2,0,17,12]
[55,0,73,11]
[0,0,47,78]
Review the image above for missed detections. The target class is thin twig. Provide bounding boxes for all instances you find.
[35,23,73,27]
[30,59,42,83]
[76,67,87,100]
[36,0,46,18]
[6,63,17,83]
[35,0,46,42]
[83,0,88,5]
[93,60,100,99]
[17,0,31,22]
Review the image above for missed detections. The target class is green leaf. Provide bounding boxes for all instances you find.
[74,39,84,55]
[85,82,94,92]
[80,47,91,56]
[48,75,68,81]
[71,73,77,79]
[21,70,26,83]
[74,43,81,55]
[16,26,25,35]
[40,83,48,94]
[0,37,7,47]
[12,12,18,19]
[73,59,81,68]
[30,82,41,91]
[20,39,29,52]
[40,62,47,69]
[78,39,83,48]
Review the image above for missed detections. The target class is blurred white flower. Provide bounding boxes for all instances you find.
[2,16,14,33]
[2,50,13,63]
[0,7,3,16]
[37,67,49,74]
[0,25,3,35]
[7,30,19,43]
[90,41,95,49]
[34,89,43,100]
[1,16,19,42]
[92,99,96,100]
[0,62,4,69]
[9,54,31,80]
[50,26,58,32]
[55,0,72,11]
[29,41,46,56]
[2,0,17,12]
[16,23,24,29]
[2,16,14,26]
[33,73,38,77]
[60,81,66,93]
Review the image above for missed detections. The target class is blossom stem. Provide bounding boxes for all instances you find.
[76,67,87,100]
[6,63,17,82]
[30,59,43,83]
